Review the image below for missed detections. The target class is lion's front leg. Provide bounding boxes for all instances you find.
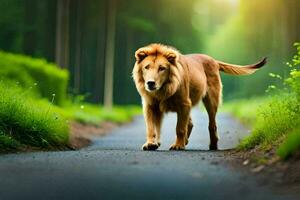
[170,104,191,150]
[155,111,163,147]
[142,104,162,151]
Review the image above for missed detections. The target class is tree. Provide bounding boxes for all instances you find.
[23,0,36,55]
[55,0,70,69]
[104,0,116,109]
[74,0,82,91]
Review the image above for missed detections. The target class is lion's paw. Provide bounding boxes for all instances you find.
[209,143,218,151]
[169,143,185,151]
[142,142,159,151]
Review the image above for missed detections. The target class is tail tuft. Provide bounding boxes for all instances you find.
[253,57,267,69]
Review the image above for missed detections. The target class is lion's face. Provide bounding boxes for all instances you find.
[140,55,170,92]
[132,44,181,97]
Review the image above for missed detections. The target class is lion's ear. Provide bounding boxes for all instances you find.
[135,50,148,63]
[166,53,178,64]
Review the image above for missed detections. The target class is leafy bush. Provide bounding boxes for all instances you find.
[236,42,300,158]
[238,94,299,150]
[277,128,300,159]
[285,42,300,98]
[0,51,69,105]
[0,83,69,151]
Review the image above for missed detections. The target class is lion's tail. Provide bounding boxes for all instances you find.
[218,57,267,75]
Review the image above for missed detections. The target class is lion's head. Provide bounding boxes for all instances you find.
[132,44,183,99]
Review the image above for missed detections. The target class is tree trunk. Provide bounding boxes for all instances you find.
[74,0,82,91]
[94,1,106,103]
[23,0,37,55]
[104,0,116,109]
[55,0,70,68]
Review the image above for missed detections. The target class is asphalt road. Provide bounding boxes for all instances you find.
[0,109,297,200]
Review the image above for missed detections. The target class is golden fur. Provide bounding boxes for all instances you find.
[132,43,266,150]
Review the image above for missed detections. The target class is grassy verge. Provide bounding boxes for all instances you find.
[0,83,141,152]
[0,83,69,152]
[0,51,69,105]
[221,97,269,126]
[63,103,141,125]
[223,42,300,159]
[224,94,299,159]
[0,51,142,152]
[277,128,300,158]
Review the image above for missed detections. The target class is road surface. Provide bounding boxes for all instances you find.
[0,109,297,200]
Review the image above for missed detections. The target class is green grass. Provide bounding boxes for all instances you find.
[0,81,142,152]
[0,50,142,152]
[223,93,300,159]
[223,43,300,159]
[221,97,269,126]
[0,51,69,105]
[0,83,69,152]
[238,94,299,148]
[0,130,21,151]
[63,103,142,125]
[0,84,141,152]
[277,128,300,158]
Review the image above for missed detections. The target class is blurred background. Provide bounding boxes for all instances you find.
[0,0,299,105]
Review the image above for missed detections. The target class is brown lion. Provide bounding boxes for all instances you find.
[132,43,266,151]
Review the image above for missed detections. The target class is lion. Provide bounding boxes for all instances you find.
[132,43,266,151]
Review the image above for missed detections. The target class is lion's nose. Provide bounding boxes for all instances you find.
[147,81,156,90]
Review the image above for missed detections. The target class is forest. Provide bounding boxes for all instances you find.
[0,0,299,159]
[1,0,299,104]
[0,2,300,199]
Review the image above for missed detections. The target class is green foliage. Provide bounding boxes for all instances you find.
[1,0,300,104]
[0,51,69,105]
[277,128,300,159]
[0,130,21,150]
[221,97,269,126]
[125,17,156,33]
[64,103,142,125]
[0,66,36,90]
[285,43,300,98]
[238,94,299,150]
[0,83,69,151]
[204,0,299,100]
[0,65,141,152]
[0,81,141,151]
[286,69,300,96]
[225,43,300,158]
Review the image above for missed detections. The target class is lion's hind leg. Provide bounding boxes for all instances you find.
[202,78,221,150]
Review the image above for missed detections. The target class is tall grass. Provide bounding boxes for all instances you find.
[0,83,69,151]
[238,94,299,151]
[224,43,300,159]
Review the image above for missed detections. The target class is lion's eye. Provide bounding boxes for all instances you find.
[144,65,149,70]
[158,66,166,72]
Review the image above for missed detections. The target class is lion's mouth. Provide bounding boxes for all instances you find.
[145,84,162,92]
[145,86,157,92]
